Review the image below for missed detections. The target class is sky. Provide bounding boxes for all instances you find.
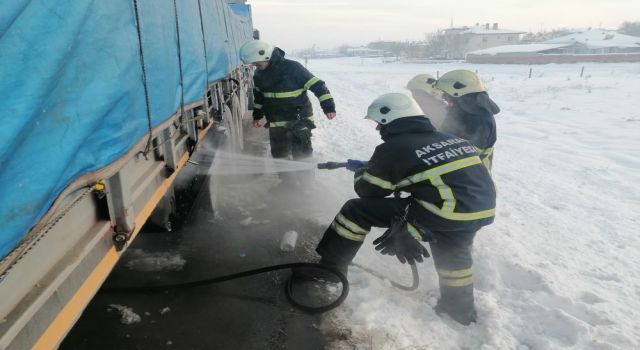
[249,0,640,50]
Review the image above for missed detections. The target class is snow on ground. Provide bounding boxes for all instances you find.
[123,249,186,272]
[107,304,142,325]
[298,58,640,349]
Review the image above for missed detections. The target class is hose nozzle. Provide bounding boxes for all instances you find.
[317,162,348,170]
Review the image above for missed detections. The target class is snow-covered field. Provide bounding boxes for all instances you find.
[299,58,640,349]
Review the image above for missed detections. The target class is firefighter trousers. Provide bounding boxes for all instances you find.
[316,197,477,321]
[268,126,313,160]
[269,126,313,188]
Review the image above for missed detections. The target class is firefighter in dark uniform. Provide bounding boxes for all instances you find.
[239,40,336,164]
[313,93,496,325]
[434,70,500,171]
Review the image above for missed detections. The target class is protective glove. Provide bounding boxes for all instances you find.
[346,159,368,172]
[373,216,430,265]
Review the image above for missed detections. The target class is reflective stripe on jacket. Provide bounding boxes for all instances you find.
[355,117,496,231]
[252,48,335,124]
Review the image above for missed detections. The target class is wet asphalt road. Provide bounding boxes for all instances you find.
[61,129,334,350]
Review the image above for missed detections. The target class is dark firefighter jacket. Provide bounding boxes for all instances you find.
[252,48,335,127]
[440,92,499,169]
[355,116,496,233]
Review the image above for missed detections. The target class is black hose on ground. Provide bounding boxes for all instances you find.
[350,262,419,291]
[101,261,419,313]
[101,262,349,314]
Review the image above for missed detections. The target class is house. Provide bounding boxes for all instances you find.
[345,47,389,57]
[545,28,640,54]
[439,23,525,59]
[465,28,640,63]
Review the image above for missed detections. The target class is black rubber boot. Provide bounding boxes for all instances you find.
[319,257,348,279]
[433,298,477,326]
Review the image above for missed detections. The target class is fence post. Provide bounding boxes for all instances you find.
[528,67,532,78]
[580,66,585,77]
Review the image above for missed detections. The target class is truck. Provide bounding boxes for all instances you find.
[0,1,255,348]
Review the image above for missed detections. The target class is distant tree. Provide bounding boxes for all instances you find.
[521,32,545,43]
[405,41,429,58]
[520,28,576,43]
[337,44,353,55]
[619,21,640,36]
[425,31,448,58]
[367,41,405,55]
[543,28,575,41]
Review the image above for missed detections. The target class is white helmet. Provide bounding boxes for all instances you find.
[406,74,441,98]
[434,70,486,97]
[239,40,274,64]
[365,93,424,125]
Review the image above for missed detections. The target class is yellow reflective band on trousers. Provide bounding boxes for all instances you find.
[437,268,473,287]
[438,268,473,278]
[268,116,314,128]
[303,77,320,90]
[331,221,366,242]
[336,213,368,234]
[361,156,495,221]
[318,93,333,102]
[254,103,263,109]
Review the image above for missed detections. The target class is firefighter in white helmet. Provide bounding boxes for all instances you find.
[302,93,496,325]
[434,70,500,170]
[239,40,336,186]
[406,74,448,127]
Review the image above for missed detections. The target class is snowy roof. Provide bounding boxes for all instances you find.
[466,43,571,55]
[545,28,640,48]
[462,25,525,35]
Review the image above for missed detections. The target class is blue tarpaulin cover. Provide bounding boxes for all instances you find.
[0,0,253,258]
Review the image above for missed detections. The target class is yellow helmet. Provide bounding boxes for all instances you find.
[406,74,441,98]
[434,70,486,97]
[239,40,274,64]
[365,93,424,125]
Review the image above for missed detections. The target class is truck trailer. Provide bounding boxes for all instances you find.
[0,1,255,348]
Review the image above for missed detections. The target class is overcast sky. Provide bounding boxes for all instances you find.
[249,0,640,50]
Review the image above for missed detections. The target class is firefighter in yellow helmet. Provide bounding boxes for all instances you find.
[406,74,448,127]
[300,93,496,325]
[434,70,499,170]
